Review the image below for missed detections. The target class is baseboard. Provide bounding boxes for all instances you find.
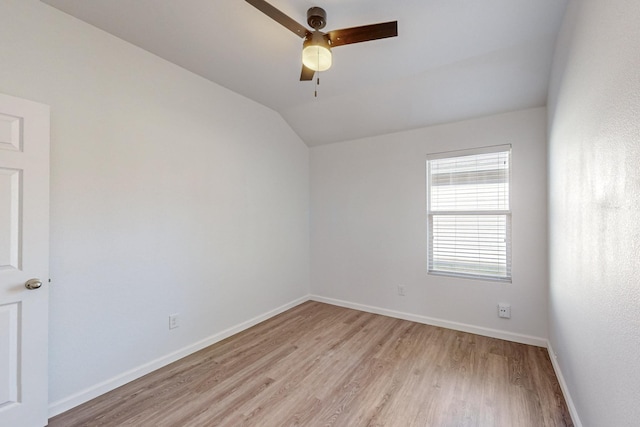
[310,295,548,347]
[547,341,583,427]
[47,295,309,418]
[48,294,557,419]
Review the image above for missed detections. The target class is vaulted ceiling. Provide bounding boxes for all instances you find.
[42,0,568,146]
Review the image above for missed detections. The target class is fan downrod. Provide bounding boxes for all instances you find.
[307,7,327,30]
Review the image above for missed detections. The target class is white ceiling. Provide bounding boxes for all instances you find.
[41,0,568,146]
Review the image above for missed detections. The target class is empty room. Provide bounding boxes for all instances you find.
[0,0,638,426]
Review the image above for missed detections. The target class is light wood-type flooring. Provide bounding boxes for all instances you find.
[48,301,573,426]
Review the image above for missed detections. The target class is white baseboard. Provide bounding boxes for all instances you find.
[546,342,583,427]
[47,295,309,418]
[49,294,564,420]
[310,295,548,347]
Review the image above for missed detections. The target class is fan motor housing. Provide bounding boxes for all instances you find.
[307,7,327,30]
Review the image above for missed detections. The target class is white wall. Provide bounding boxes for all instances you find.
[547,0,640,425]
[0,0,309,412]
[311,108,548,343]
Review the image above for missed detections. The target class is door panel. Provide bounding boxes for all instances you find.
[0,168,21,269]
[0,302,18,408]
[0,93,50,427]
[0,112,22,152]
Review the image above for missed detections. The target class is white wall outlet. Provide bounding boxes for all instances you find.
[397,285,405,296]
[498,303,511,319]
[169,313,179,329]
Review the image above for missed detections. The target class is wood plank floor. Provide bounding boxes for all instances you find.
[48,301,573,427]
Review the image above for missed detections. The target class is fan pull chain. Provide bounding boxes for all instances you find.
[314,49,320,98]
[313,49,320,98]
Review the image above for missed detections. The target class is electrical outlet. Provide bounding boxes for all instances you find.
[397,285,405,296]
[169,313,179,329]
[498,303,511,319]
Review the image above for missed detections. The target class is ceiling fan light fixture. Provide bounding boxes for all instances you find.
[302,32,332,72]
[245,0,398,80]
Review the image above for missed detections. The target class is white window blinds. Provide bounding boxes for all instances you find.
[427,145,511,282]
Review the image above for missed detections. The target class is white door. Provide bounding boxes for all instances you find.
[0,93,50,427]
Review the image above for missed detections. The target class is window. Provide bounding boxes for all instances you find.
[427,145,511,282]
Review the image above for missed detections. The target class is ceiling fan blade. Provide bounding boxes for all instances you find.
[328,21,397,47]
[300,64,315,81]
[245,0,309,38]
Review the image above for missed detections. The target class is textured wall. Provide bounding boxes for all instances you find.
[548,0,640,425]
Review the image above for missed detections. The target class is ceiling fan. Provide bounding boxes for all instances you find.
[245,0,398,81]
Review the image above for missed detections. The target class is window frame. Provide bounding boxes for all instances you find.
[426,144,512,283]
